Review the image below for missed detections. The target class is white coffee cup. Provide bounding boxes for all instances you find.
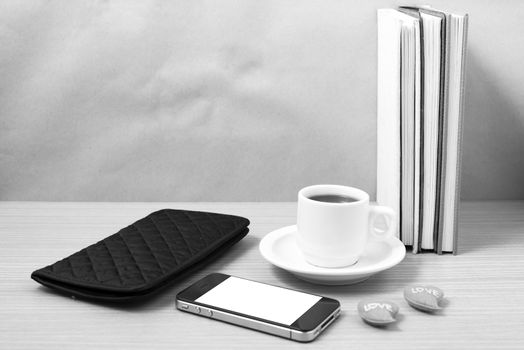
[297,184,396,268]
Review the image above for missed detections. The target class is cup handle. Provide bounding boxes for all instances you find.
[368,205,397,240]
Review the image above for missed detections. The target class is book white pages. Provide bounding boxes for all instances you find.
[377,9,422,243]
[377,9,402,238]
[412,22,422,253]
[400,16,421,247]
[441,14,468,252]
[419,12,443,250]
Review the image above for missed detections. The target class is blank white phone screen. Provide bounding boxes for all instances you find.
[196,276,322,325]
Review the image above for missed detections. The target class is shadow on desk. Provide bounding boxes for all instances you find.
[457,201,524,254]
[268,258,422,299]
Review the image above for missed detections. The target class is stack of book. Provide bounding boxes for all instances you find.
[376,6,468,254]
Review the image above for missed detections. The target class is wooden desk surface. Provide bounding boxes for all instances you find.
[1,201,524,349]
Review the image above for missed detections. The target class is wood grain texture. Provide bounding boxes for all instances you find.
[1,201,524,349]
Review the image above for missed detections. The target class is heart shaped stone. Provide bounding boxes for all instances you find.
[357,300,399,326]
[404,285,444,312]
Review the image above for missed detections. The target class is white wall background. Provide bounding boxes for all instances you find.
[1,0,523,201]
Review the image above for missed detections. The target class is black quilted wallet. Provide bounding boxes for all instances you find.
[31,209,250,302]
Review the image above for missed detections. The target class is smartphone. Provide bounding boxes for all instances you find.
[176,273,340,342]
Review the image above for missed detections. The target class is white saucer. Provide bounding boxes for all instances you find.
[259,225,406,285]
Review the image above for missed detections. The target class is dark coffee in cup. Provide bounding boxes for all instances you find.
[308,194,358,203]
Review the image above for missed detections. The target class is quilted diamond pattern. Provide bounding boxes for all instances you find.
[31,209,250,301]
